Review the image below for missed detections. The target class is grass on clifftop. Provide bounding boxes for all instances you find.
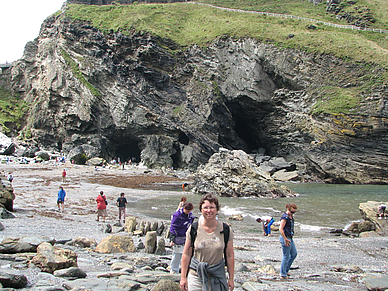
[65,2,388,67]
[197,0,388,30]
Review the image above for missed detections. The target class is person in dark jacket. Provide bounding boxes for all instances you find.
[279,203,298,279]
[169,202,194,274]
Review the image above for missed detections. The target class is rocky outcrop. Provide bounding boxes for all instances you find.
[7,9,388,184]
[0,177,15,211]
[192,148,297,197]
[359,201,388,235]
[0,133,14,155]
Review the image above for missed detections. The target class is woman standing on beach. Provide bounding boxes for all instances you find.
[96,191,107,222]
[180,193,235,291]
[176,196,187,211]
[279,203,298,279]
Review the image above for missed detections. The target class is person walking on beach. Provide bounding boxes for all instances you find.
[96,191,107,222]
[176,196,187,211]
[116,192,127,223]
[7,172,13,183]
[57,186,66,212]
[279,203,298,279]
[169,202,195,274]
[180,193,235,291]
[62,169,66,183]
[256,216,275,236]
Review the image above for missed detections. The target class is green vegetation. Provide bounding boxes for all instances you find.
[63,1,388,115]
[65,1,388,67]
[173,106,183,116]
[197,0,388,29]
[0,87,29,133]
[60,49,101,97]
[312,87,361,114]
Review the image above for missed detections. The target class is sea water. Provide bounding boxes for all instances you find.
[128,183,388,238]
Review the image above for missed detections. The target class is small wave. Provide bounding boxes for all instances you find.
[221,205,281,220]
[298,223,327,232]
[221,205,244,216]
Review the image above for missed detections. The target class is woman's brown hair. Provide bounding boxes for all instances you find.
[199,193,220,211]
[286,203,297,210]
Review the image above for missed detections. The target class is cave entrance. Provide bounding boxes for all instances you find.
[225,97,274,153]
[171,131,190,169]
[116,142,141,163]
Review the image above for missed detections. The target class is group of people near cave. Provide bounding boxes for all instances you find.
[169,195,298,291]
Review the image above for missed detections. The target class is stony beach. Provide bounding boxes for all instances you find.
[0,162,387,291]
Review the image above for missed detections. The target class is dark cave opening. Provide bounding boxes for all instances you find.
[226,98,274,153]
[179,131,189,145]
[115,141,141,163]
[172,131,190,169]
[172,143,182,169]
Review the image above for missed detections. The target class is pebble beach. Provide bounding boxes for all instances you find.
[1,161,388,290]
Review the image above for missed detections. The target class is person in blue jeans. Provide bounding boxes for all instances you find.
[256,216,275,236]
[279,203,298,279]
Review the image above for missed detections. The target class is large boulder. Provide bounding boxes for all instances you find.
[0,133,15,155]
[0,177,16,211]
[359,201,388,235]
[30,242,78,274]
[0,271,28,289]
[145,231,157,254]
[95,234,135,253]
[85,157,106,166]
[151,279,180,291]
[0,236,55,254]
[124,217,138,233]
[192,148,298,197]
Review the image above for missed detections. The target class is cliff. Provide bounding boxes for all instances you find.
[6,7,388,184]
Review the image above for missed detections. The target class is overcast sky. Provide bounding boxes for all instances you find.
[0,0,66,64]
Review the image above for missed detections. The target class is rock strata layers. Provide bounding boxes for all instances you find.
[5,8,388,184]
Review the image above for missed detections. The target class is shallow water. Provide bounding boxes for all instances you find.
[127,183,388,238]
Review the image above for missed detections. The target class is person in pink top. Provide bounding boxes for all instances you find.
[96,191,107,222]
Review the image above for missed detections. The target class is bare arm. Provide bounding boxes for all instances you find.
[225,239,235,291]
[279,219,290,246]
[180,239,192,291]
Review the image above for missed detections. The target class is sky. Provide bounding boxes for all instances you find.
[0,0,66,64]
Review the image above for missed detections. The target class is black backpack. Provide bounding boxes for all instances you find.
[189,221,231,268]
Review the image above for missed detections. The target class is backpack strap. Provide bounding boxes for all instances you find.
[221,222,230,268]
[190,221,198,249]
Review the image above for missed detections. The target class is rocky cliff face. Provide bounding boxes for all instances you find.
[8,12,388,183]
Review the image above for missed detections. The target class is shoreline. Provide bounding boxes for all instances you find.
[1,162,387,290]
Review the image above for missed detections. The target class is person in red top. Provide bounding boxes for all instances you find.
[96,191,107,222]
[62,169,66,183]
